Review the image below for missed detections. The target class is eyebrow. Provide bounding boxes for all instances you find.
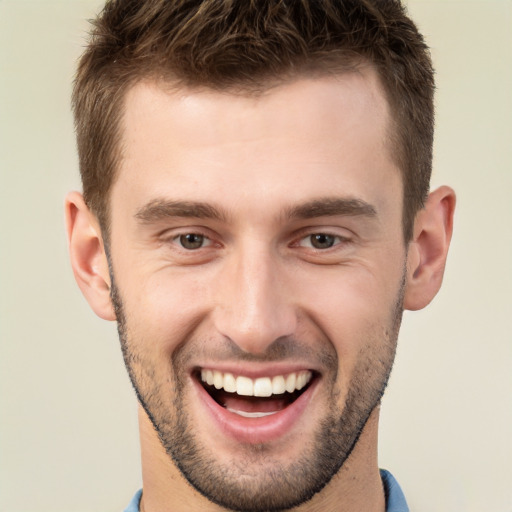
[283,197,377,220]
[135,199,228,223]
[135,196,377,225]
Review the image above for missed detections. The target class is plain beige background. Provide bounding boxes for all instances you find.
[0,1,511,511]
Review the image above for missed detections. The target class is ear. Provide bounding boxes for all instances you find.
[404,186,456,311]
[65,191,116,321]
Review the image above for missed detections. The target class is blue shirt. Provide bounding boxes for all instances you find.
[380,469,410,512]
[124,469,408,511]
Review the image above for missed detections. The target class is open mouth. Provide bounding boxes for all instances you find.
[197,369,315,418]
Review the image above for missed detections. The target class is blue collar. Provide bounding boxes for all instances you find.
[380,469,409,512]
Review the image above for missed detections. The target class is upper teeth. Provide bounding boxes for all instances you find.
[200,369,312,397]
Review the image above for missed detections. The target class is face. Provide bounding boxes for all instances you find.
[108,71,407,511]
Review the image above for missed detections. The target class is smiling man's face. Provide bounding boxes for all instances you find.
[107,70,407,511]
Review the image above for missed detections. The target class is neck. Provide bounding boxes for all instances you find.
[297,406,385,512]
[138,405,385,512]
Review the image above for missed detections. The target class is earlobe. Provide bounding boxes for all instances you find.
[65,191,116,321]
[404,186,456,311]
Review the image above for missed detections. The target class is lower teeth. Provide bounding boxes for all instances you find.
[227,408,279,418]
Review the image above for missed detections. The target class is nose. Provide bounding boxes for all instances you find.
[212,244,297,355]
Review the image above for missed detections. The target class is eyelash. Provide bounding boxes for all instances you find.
[295,233,349,250]
[165,230,350,253]
[171,232,214,250]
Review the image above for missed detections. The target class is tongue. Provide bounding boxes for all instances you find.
[219,390,290,413]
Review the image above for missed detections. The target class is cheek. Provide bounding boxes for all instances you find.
[120,269,210,355]
[294,263,402,360]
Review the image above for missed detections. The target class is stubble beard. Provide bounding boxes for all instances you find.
[111,273,405,512]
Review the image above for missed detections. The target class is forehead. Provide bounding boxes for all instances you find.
[113,69,399,219]
[122,68,390,151]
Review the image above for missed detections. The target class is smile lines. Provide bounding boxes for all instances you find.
[200,369,313,397]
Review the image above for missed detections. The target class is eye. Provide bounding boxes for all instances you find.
[176,233,210,250]
[300,233,340,250]
[309,233,336,249]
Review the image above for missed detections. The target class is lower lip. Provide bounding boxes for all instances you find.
[194,376,319,445]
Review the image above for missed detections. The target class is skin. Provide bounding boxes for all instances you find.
[66,68,455,511]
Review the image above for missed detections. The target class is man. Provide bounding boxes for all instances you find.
[65,1,455,511]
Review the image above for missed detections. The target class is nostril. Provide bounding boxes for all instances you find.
[211,277,298,355]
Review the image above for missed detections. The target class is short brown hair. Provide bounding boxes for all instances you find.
[73,0,434,241]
